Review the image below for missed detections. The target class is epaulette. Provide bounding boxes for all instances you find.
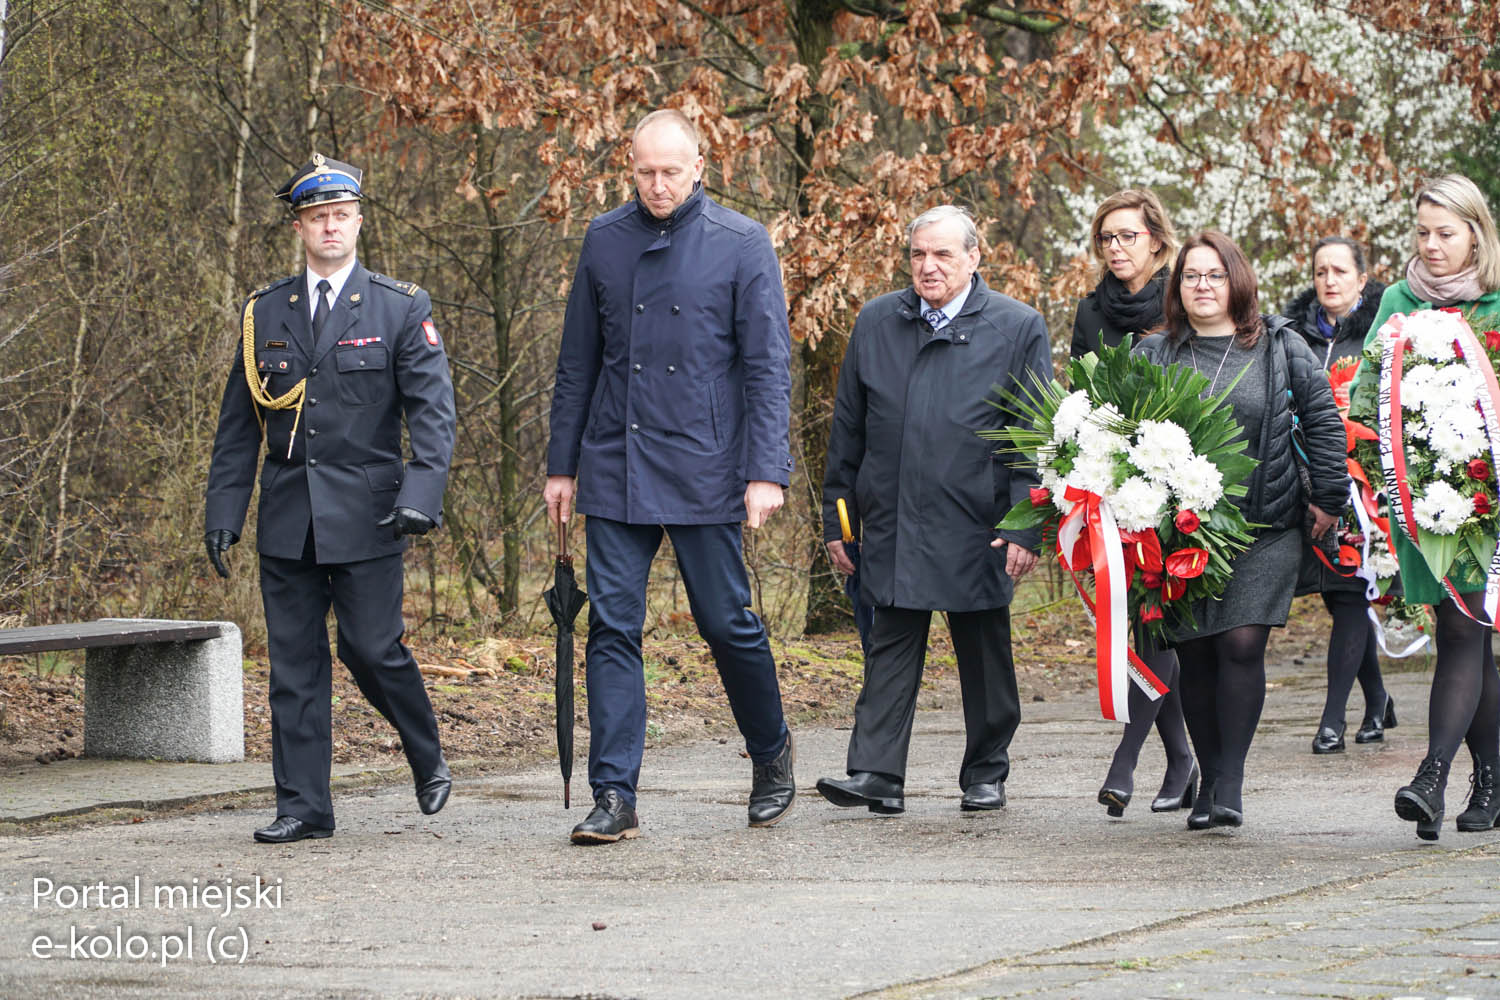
[368,272,421,296]
[247,275,296,300]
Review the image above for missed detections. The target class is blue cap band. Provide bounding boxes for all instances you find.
[290,169,361,203]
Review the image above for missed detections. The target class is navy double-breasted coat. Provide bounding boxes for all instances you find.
[205,262,456,563]
[546,186,793,523]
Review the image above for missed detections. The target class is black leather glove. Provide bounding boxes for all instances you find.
[205,529,238,579]
[377,506,435,537]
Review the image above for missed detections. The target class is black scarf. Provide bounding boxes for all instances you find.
[1096,267,1167,336]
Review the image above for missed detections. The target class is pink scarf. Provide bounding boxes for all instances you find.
[1406,256,1484,307]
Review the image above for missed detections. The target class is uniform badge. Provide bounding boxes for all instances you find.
[350,293,361,303]
[289,294,299,303]
[279,361,288,369]
[422,319,440,346]
[265,340,287,349]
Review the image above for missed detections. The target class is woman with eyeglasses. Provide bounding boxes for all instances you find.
[1351,174,1500,839]
[1071,191,1198,819]
[1135,231,1348,829]
[1284,238,1395,755]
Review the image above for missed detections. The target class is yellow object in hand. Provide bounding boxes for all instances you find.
[836,497,854,544]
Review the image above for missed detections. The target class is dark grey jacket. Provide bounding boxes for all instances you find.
[821,275,1050,611]
[1134,316,1348,530]
[205,263,456,564]
[1283,280,1387,371]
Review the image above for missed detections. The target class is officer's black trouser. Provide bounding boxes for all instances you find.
[259,549,443,828]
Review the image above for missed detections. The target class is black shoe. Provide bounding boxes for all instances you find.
[416,760,452,815]
[1151,762,1199,813]
[748,731,796,828]
[1456,761,1500,832]
[815,772,905,814]
[1097,786,1130,817]
[253,816,333,844]
[1355,696,1397,743]
[1394,755,1449,841]
[570,789,640,844]
[961,781,1006,811]
[1312,724,1346,755]
[1186,780,1215,830]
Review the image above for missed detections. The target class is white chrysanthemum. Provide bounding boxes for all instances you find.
[1079,427,1130,459]
[1167,454,1225,512]
[1407,315,1459,361]
[1065,451,1117,496]
[1111,476,1169,532]
[1368,548,1399,579]
[1426,407,1487,464]
[1400,364,1441,412]
[1412,481,1470,534]
[1128,420,1195,480]
[1051,391,1092,443]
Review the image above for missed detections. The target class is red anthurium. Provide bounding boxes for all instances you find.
[1062,528,1092,571]
[1485,330,1500,351]
[1140,604,1163,622]
[1327,358,1359,410]
[1468,459,1491,481]
[1164,547,1209,579]
[1174,510,1200,534]
[1475,492,1493,516]
[1141,570,1164,589]
[1337,544,1361,568]
[1161,575,1188,601]
[1118,527,1162,588]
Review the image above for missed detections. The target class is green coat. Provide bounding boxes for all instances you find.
[1352,280,1500,604]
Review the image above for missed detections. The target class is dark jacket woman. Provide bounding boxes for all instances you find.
[1135,316,1348,530]
[1283,279,1387,371]
[1070,269,1169,358]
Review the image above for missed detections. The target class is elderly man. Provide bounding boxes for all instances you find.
[205,155,457,843]
[815,205,1048,815]
[544,109,795,844]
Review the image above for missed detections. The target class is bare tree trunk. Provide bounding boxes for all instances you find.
[51,309,88,572]
[0,0,10,108]
[225,0,259,290]
[304,1,329,145]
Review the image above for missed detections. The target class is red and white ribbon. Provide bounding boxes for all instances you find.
[1056,486,1168,722]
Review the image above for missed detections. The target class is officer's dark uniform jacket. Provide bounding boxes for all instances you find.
[205,262,455,562]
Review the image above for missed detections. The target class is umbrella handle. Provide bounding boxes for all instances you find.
[557,516,570,560]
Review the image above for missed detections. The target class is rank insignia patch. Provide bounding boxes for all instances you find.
[422,320,440,346]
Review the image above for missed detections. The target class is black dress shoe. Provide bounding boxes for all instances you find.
[1355,696,1397,743]
[1186,780,1215,830]
[961,781,1006,811]
[416,760,452,815]
[815,771,904,814]
[570,789,640,844]
[1312,724,1346,755]
[748,731,795,827]
[1097,786,1130,817]
[1151,762,1199,813]
[253,816,333,844]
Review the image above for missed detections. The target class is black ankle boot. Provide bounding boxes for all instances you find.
[1456,761,1500,832]
[1394,756,1450,841]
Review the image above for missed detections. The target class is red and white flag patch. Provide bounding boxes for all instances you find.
[422,319,440,346]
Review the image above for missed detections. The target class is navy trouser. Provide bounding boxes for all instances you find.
[583,516,788,806]
[259,549,444,828]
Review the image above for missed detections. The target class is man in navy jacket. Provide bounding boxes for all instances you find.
[205,156,457,843]
[545,110,795,843]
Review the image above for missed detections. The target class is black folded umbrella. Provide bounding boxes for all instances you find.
[542,520,587,808]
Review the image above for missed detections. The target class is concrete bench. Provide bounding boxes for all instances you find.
[0,619,244,763]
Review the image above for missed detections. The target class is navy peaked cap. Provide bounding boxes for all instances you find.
[276,153,363,211]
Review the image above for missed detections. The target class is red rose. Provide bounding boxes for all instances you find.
[1164,547,1210,580]
[1174,510,1201,534]
[1140,604,1163,622]
[1029,486,1051,507]
[1475,492,1493,516]
[1469,459,1492,481]
[1485,330,1500,351]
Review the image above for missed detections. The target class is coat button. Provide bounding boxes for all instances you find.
[633,363,642,373]
[671,305,680,315]
[359,359,367,366]
[308,458,318,467]
[310,367,317,376]
[635,304,644,313]
[308,397,318,406]
[308,428,318,437]
[631,423,639,432]
[667,365,676,374]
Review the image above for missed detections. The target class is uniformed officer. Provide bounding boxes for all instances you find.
[545,110,796,844]
[205,155,457,843]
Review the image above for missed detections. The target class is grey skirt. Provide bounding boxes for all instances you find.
[1168,527,1301,642]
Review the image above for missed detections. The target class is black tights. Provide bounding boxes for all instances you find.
[1176,624,1270,814]
[1428,591,1500,773]
[1102,645,1194,796]
[1318,591,1387,731]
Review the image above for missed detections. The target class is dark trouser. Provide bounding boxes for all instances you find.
[259,549,443,828]
[845,606,1020,789]
[583,516,788,807]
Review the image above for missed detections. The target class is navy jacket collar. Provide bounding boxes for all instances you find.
[634,182,707,230]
